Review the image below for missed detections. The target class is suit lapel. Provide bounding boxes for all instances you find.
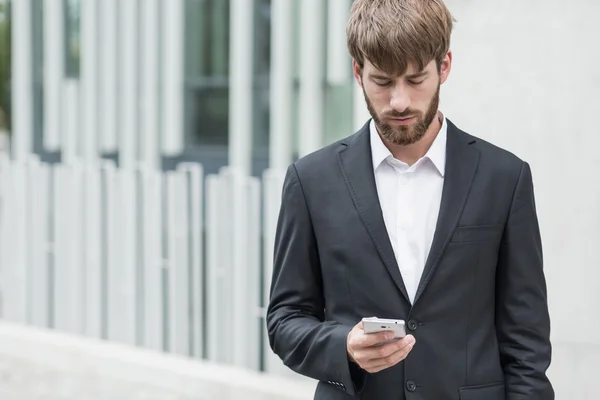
[337,122,410,303]
[413,120,480,304]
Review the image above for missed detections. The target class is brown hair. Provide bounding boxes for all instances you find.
[347,0,454,76]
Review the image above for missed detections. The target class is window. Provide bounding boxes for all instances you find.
[64,0,80,78]
[181,0,273,176]
[184,0,230,147]
[252,0,271,153]
[0,1,11,132]
[32,0,46,154]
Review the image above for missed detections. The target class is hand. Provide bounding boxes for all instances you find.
[346,320,416,373]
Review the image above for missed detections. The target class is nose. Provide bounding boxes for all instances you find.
[390,85,410,113]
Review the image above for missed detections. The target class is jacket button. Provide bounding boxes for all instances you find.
[407,319,418,331]
[406,380,417,392]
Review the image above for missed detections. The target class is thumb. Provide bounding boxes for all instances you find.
[358,316,377,330]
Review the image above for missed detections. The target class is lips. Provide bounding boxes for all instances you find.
[388,116,415,125]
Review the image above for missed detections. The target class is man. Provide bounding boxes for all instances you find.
[266,0,554,399]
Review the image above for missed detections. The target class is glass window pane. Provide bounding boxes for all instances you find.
[184,0,273,173]
[185,0,230,147]
[186,85,229,146]
[251,0,271,152]
[0,1,12,132]
[64,0,80,78]
[32,0,45,154]
[185,0,229,79]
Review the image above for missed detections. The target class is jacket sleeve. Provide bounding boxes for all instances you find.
[266,164,366,396]
[496,161,554,399]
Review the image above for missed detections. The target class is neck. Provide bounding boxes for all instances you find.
[384,112,443,166]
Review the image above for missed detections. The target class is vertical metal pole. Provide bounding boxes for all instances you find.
[120,0,139,168]
[141,168,164,351]
[30,161,50,327]
[62,80,80,164]
[53,163,85,334]
[4,163,28,322]
[99,0,119,153]
[327,0,352,85]
[28,160,50,328]
[299,0,325,157]
[81,0,99,162]
[167,171,190,356]
[84,165,102,338]
[43,0,64,152]
[269,0,294,170]
[12,0,34,160]
[228,0,255,174]
[177,163,204,359]
[162,0,184,156]
[140,0,160,169]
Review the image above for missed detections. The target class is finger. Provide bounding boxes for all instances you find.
[349,330,391,351]
[362,340,416,372]
[352,340,400,365]
[355,317,376,331]
[360,331,396,348]
[352,336,394,362]
[360,335,415,360]
[355,336,415,368]
[347,324,367,362]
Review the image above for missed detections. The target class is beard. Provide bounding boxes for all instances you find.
[364,83,440,146]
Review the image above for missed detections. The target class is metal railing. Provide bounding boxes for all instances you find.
[0,153,292,378]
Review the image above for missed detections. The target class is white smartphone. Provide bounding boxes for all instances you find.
[362,317,406,343]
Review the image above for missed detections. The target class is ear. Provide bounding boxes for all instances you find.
[439,51,452,85]
[352,59,363,88]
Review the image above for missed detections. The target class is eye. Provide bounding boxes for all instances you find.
[374,80,392,87]
[408,79,425,86]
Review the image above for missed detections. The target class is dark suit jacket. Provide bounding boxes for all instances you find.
[266,119,554,400]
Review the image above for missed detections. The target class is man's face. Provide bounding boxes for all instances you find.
[353,54,452,146]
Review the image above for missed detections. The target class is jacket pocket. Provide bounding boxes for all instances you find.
[459,382,505,400]
[451,224,503,243]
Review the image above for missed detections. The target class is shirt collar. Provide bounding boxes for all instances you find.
[369,114,447,177]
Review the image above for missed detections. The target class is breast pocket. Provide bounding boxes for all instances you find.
[450,224,504,243]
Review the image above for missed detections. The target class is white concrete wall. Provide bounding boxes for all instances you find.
[442,1,600,397]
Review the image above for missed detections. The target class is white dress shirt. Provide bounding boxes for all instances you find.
[370,116,447,303]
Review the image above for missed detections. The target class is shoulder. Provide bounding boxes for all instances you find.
[448,119,526,173]
[290,122,369,179]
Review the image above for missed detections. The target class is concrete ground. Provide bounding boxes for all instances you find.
[0,321,315,400]
[0,355,200,400]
